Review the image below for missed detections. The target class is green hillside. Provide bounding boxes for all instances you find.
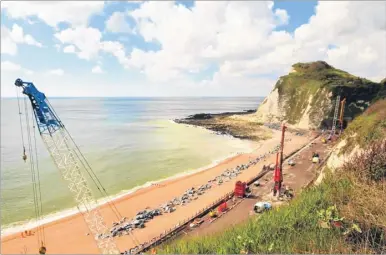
[340,99,386,154]
[269,61,385,128]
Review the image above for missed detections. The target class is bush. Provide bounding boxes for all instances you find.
[343,140,386,182]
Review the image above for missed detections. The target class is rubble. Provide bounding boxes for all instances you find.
[109,141,283,241]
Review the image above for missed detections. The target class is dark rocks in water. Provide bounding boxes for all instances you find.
[177,109,256,122]
[173,109,257,140]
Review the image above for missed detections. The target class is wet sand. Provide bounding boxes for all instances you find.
[1,129,311,254]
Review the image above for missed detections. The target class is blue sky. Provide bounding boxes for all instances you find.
[1,1,385,97]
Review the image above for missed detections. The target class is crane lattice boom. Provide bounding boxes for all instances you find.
[329,95,341,139]
[15,79,120,254]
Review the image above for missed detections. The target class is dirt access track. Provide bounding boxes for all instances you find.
[167,137,332,242]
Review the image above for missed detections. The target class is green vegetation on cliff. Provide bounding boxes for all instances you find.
[340,99,386,154]
[273,61,385,128]
[161,142,386,254]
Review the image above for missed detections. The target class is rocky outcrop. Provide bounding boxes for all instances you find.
[252,61,385,130]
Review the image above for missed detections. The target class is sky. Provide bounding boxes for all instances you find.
[1,1,385,97]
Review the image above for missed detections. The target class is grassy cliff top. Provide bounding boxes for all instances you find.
[281,61,378,90]
[271,61,384,127]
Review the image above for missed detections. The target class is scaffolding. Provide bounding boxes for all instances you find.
[339,98,346,134]
[328,95,341,140]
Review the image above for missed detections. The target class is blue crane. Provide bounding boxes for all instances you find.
[14,78,129,254]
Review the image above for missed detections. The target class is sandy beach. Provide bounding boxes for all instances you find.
[1,128,311,254]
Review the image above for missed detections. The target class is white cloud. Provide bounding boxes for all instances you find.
[1,61,34,75]
[3,1,385,97]
[54,26,130,66]
[63,45,76,53]
[1,61,22,71]
[48,69,64,76]
[105,12,132,33]
[1,1,104,28]
[54,27,102,60]
[119,1,385,86]
[91,65,103,74]
[275,9,290,25]
[123,1,293,82]
[293,1,386,80]
[1,24,42,55]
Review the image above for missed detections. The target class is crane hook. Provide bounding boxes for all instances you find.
[39,246,46,254]
[39,241,46,254]
[22,147,27,162]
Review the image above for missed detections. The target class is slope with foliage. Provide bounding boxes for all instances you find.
[339,99,386,154]
[253,61,385,130]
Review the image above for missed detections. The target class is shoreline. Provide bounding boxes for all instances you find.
[1,117,260,239]
[0,150,249,238]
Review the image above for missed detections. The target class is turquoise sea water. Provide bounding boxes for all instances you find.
[1,97,262,231]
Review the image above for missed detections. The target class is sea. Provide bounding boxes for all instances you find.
[0,97,262,236]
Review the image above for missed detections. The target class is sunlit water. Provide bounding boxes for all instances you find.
[1,97,262,232]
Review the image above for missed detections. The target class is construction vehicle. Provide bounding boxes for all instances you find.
[253,202,271,213]
[217,202,228,213]
[13,79,134,254]
[273,123,286,196]
[234,181,247,198]
[312,152,320,164]
[209,210,217,218]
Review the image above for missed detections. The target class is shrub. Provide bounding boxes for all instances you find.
[343,140,386,182]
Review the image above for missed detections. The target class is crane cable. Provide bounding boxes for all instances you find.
[31,103,46,247]
[16,88,46,249]
[63,129,141,247]
[23,96,46,249]
[46,99,140,247]
[15,86,26,162]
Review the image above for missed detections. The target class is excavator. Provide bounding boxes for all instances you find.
[13,79,138,254]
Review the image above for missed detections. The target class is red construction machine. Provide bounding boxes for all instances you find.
[234,181,247,198]
[273,123,287,196]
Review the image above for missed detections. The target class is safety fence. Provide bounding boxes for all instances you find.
[132,190,235,254]
[131,136,320,254]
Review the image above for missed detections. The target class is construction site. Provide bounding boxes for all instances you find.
[1,79,349,254]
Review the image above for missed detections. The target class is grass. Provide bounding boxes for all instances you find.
[340,99,386,154]
[160,141,386,254]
